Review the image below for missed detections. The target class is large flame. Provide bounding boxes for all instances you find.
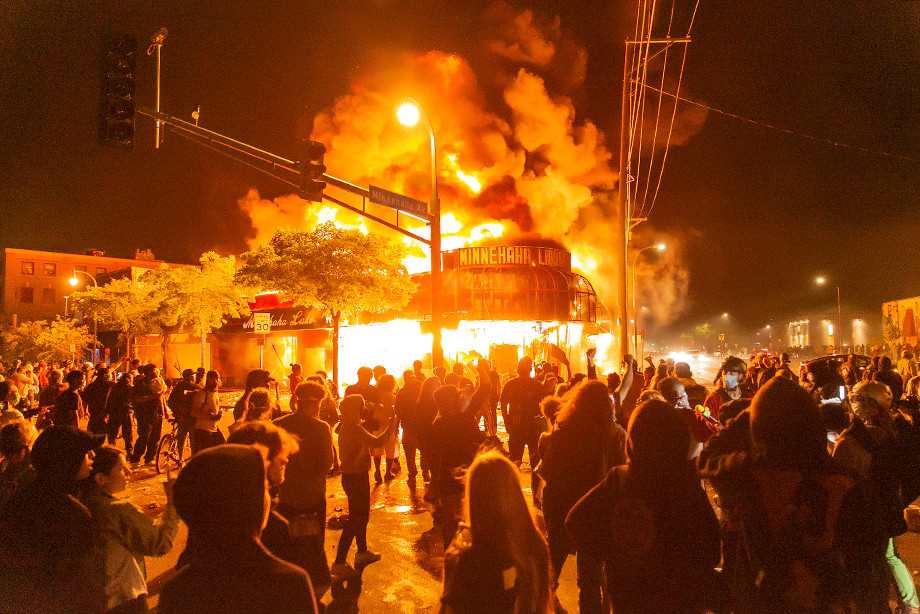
[239,2,693,334]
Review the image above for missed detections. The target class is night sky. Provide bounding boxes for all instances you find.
[1,1,918,345]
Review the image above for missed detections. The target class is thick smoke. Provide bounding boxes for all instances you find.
[238,1,697,326]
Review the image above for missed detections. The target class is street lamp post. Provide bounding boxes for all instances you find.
[632,243,665,357]
[70,270,98,362]
[397,98,443,368]
[816,277,843,350]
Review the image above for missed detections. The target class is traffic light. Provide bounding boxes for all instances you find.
[298,139,327,202]
[101,35,137,148]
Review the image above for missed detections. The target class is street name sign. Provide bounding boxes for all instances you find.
[369,185,430,220]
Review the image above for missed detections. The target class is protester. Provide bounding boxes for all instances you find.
[331,394,397,578]
[81,445,179,614]
[538,380,626,613]
[500,357,545,471]
[159,445,319,614]
[83,366,114,435]
[0,420,36,508]
[274,381,334,594]
[53,369,87,427]
[227,421,300,565]
[38,368,66,411]
[394,372,424,484]
[0,425,105,613]
[288,363,304,395]
[833,380,920,614]
[704,356,749,421]
[566,400,722,614]
[130,365,165,465]
[439,450,553,614]
[428,364,491,548]
[699,377,888,613]
[165,368,197,461]
[232,369,276,422]
[107,372,134,458]
[371,373,400,482]
[189,370,223,455]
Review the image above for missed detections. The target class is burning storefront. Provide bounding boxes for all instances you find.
[209,241,608,389]
[357,241,607,377]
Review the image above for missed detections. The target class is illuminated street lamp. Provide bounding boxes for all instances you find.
[632,243,665,356]
[816,276,842,349]
[397,98,443,367]
[70,270,98,361]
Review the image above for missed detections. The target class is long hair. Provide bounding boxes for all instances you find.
[555,379,613,435]
[464,451,553,614]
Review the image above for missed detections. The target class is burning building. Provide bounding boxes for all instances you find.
[211,240,608,389]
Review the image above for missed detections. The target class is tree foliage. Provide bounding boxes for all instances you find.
[70,253,249,365]
[71,277,156,357]
[236,223,417,384]
[884,322,902,356]
[1,318,93,364]
[236,223,416,318]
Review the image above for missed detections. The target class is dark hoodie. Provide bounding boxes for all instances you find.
[699,378,888,614]
[0,426,104,614]
[162,445,317,614]
[565,400,721,614]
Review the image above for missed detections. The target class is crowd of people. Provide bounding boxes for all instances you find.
[0,347,919,613]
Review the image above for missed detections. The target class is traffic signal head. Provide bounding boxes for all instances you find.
[298,139,327,202]
[101,35,137,149]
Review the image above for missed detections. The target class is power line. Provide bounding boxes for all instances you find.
[638,81,917,162]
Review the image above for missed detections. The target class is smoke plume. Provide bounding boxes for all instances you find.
[238,1,698,325]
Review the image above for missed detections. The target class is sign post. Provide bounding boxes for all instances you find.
[254,313,271,368]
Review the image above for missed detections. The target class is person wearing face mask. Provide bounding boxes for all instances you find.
[704,356,750,423]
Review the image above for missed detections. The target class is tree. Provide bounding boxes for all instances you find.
[168,252,251,368]
[883,322,902,357]
[71,277,156,360]
[236,223,417,385]
[1,318,93,364]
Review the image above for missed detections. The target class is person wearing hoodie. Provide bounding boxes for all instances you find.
[698,377,888,614]
[566,399,721,614]
[0,425,105,613]
[331,394,396,578]
[159,445,318,614]
[428,362,491,548]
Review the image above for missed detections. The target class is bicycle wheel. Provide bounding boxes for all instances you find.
[155,434,173,474]
[170,432,191,467]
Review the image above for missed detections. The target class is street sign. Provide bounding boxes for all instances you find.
[253,312,271,334]
[369,185,430,220]
[718,333,725,341]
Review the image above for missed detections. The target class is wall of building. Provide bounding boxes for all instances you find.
[2,247,183,327]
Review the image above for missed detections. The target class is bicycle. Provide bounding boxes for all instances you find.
[156,417,191,474]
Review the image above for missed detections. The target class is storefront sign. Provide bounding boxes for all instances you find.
[451,246,571,271]
[219,306,326,333]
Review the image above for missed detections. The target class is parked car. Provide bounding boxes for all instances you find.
[799,354,871,390]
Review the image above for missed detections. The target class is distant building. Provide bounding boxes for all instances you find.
[1,247,185,328]
[786,313,879,355]
[883,296,920,347]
